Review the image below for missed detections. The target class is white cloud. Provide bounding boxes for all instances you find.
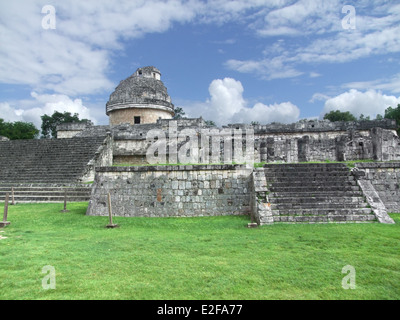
[231,101,300,124]
[255,0,342,36]
[309,72,321,78]
[343,73,400,94]
[179,77,300,125]
[225,55,303,80]
[0,92,96,129]
[226,1,400,79]
[321,89,400,119]
[2,0,400,128]
[309,92,331,103]
[2,0,400,95]
[0,102,24,123]
[0,0,200,97]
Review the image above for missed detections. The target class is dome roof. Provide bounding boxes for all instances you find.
[106,66,174,115]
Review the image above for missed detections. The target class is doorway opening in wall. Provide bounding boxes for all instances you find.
[134,116,141,124]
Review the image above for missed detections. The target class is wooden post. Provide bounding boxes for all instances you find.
[106,192,118,228]
[11,187,15,205]
[4,193,9,221]
[1,192,11,227]
[60,189,70,212]
[107,192,113,224]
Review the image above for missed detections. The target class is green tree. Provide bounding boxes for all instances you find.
[0,118,39,140]
[173,107,186,120]
[41,111,90,139]
[384,104,400,135]
[323,110,357,122]
[359,114,371,121]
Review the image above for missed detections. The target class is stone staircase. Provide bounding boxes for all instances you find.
[0,136,107,183]
[0,136,106,202]
[264,163,377,223]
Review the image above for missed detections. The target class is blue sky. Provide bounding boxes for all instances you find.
[1,0,400,128]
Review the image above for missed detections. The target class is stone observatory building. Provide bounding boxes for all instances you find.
[106,66,175,126]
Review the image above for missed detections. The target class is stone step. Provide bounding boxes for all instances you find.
[269,191,364,198]
[269,195,365,202]
[0,187,90,192]
[264,170,351,177]
[269,202,368,210]
[273,214,377,223]
[0,136,106,184]
[271,208,373,216]
[269,185,361,192]
[0,174,83,179]
[0,174,86,178]
[270,202,369,210]
[0,182,92,187]
[264,164,349,171]
[259,163,376,224]
[0,179,84,184]
[265,175,355,182]
[268,180,357,187]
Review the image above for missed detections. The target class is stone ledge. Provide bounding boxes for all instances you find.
[355,162,400,169]
[96,164,250,172]
[252,119,397,134]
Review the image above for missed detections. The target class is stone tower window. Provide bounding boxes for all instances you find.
[134,116,141,124]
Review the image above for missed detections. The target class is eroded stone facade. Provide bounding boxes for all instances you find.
[87,165,252,217]
[58,118,400,165]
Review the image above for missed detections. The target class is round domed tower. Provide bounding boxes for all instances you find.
[106,66,175,125]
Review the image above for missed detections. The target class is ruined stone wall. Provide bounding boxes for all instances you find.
[111,118,213,164]
[79,134,114,182]
[253,124,399,163]
[250,119,398,163]
[59,118,400,165]
[371,127,400,161]
[355,162,400,213]
[86,165,252,217]
[56,122,94,139]
[110,126,400,165]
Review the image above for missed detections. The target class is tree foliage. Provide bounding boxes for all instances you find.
[204,120,216,126]
[41,111,90,139]
[384,104,400,134]
[173,107,186,120]
[323,110,357,122]
[358,114,371,121]
[0,118,39,140]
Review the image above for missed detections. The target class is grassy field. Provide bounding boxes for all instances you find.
[0,202,399,300]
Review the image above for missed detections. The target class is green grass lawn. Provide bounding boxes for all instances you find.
[0,202,399,300]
